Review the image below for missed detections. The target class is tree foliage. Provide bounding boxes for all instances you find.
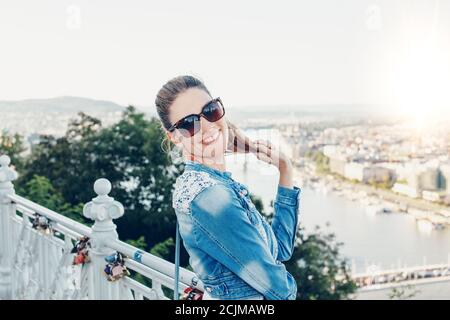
[285,225,357,300]
[0,130,26,172]
[17,107,185,262]
[256,197,356,300]
[16,174,86,223]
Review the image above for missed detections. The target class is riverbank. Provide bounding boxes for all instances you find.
[295,165,450,231]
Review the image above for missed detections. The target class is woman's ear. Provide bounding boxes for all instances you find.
[166,131,182,145]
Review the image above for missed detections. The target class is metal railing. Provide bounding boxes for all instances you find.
[0,154,203,299]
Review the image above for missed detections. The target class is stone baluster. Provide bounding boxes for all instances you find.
[0,155,19,299]
[83,178,124,299]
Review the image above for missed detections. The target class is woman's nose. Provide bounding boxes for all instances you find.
[190,117,208,136]
[200,117,213,132]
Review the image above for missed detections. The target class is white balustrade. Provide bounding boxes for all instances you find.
[0,154,18,299]
[0,154,202,300]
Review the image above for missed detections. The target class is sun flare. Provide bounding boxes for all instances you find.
[389,4,450,129]
[393,45,450,129]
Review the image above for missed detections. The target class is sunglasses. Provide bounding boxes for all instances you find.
[168,97,225,137]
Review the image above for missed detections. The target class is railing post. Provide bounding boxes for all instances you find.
[0,155,18,299]
[83,178,124,299]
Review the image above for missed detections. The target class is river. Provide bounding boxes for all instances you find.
[225,131,450,274]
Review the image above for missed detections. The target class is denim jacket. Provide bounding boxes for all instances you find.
[172,159,301,300]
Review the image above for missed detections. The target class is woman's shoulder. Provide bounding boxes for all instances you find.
[172,169,231,214]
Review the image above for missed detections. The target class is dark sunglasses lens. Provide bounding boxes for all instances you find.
[203,100,224,122]
[177,115,200,137]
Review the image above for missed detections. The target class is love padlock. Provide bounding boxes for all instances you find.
[71,237,91,265]
[181,287,203,300]
[180,277,203,300]
[104,252,130,281]
[73,253,88,265]
[31,213,53,235]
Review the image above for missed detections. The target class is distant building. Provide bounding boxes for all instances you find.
[323,145,347,176]
[290,137,309,158]
[393,183,420,198]
[441,164,450,194]
[344,162,394,183]
[422,190,444,202]
[367,166,395,183]
[323,145,338,158]
[344,162,365,181]
[407,166,440,192]
[329,156,346,176]
[419,168,440,191]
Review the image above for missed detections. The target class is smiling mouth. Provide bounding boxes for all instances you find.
[202,129,220,145]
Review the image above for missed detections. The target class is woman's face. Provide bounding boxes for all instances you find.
[167,88,229,164]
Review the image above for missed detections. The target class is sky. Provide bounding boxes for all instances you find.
[1,0,450,114]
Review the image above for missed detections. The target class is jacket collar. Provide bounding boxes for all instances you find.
[183,159,233,181]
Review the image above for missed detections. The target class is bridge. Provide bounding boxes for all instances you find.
[352,264,450,292]
[0,155,202,300]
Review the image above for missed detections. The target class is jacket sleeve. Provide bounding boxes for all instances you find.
[271,185,301,262]
[189,183,297,300]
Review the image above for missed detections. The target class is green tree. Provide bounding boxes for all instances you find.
[19,112,104,205]
[0,130,26,172]
[19,107,185,263]
[313,151,330,173]
[285,225,357,300]
[249,193,265,214]
[388,285,420,300]
[126,235,148,251]
[255,195,356,300]
[150,237,175,260]
[16,175,86,223]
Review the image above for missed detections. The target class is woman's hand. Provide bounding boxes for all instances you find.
[226,120,258,154]
[226,120,294,188]
[253,140,294,189]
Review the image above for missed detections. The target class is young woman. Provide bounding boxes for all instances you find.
[155,75,301,300]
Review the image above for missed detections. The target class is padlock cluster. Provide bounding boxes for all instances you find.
[104,252,130,281]
[31,213,53,235]
[181,287,203,300]
[180,277,203,300]
[71,236,91,265]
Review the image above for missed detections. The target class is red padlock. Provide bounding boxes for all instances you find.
[74,252,86,265]
[181,287,203,300]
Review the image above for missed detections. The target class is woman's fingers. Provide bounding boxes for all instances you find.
[255,140,280,166]
[256,139,273,149]
[233,129,258,153]
[255,141,271,158]
[255,140,276,155]
[255,147,273,165]
[256,140,277,157]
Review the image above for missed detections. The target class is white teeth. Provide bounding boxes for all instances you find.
[203,130,220,144]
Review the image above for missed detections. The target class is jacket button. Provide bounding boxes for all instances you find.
[206,286,212,293]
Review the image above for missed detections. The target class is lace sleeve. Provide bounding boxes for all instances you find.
[172,171,218,214]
